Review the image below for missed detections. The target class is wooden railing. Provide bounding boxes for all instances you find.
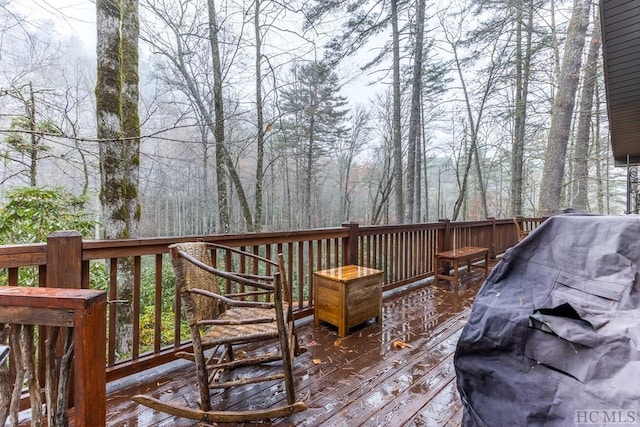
[0,286,106,426]
[0,217,543,388]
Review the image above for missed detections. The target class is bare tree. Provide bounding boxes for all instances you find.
[390,0,403,223]
[538,0,591,214]
[594,79,606,214]
[254,0,266,231]
[440,6,507,220]
[570,10,601,212]
[511,0,535,216]
[335,104,371,220]
[3,83,60,186]
[206,0,234,231]
[59,57,97,197]
[304,0,405,223]
[367,90,395,225]
[140,0,222,231]
[407,0,426,223]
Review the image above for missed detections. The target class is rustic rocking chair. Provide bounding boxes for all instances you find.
[513,218,530,242]
[133,242,307,423]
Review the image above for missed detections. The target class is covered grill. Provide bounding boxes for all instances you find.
[455,214,640,425]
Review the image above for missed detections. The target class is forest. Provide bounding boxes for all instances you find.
[0,0,625,242]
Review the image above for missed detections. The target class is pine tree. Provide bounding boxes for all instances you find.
[280,61,349,228]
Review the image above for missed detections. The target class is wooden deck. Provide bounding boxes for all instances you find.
[97,269,486,427]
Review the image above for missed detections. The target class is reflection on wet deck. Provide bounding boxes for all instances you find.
[102,269,487,427]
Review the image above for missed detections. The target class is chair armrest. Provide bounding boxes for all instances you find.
[191,288,275,309]
[198,317,275,326]
[206,243,278,267]
[226,291,273,299]
[177,249,274,292]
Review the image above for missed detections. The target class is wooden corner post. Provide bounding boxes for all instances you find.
[438,219,451,253]
[341,222,360,266]
[46,230,83,289]
[487,217,496,259]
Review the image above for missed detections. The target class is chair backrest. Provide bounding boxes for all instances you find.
[170,242,220,324]
[277,254,293,308]
[513,218,529,242]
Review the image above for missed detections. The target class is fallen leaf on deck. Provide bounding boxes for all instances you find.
[312,359,322,365]
[392,340,413,349]
[334,338,343,347]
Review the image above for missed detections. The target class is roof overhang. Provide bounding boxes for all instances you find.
[600,0,640,166]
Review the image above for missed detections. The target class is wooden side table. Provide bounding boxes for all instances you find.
[313,265,383,337]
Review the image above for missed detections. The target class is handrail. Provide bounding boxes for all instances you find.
[0,217,544,387]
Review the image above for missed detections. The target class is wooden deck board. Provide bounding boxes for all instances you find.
[80,266,487,427]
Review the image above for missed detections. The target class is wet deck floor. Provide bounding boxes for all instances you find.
[99,268,487,427]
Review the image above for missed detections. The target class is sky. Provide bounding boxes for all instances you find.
[17,0,96,48]
[13,0,383,103]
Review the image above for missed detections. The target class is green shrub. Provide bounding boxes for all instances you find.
[0,186,97,244]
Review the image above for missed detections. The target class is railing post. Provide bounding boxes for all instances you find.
[45,230,84,411]
[341,221,360,265]
[487,217,496,259]
[514,215,524,244]
[47,230,83,289]
[0,287,106,426]
[74,290,107,426]
[438,219,451,252]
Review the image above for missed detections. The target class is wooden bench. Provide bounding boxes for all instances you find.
[434,246,489,287]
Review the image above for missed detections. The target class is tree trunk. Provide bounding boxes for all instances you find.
[450,43,499,221]
[200,126,213,233]
[538,0,591,214]
[415,112,422,221]
[96,0,130,355]
[207,0,254,232]
[206,0,231,232]
[407,0,425,223]
[391,0,404,223]
[97,0,123,237]
[306,115,315,228]
[595,80,604,213]
[121,0,141,237]
[28,82,37,187]
[120,0,140,358]
[550,0,561,80]
[511,0,533,216]
[473,141,488,218]
[254,0,264,231]
[571,10,601,212]
[452,133,474,221]
[422,107,429,221]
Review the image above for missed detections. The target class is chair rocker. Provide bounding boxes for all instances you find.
[133,242,307,423]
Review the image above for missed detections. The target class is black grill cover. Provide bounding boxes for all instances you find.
[455,214,640,426]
